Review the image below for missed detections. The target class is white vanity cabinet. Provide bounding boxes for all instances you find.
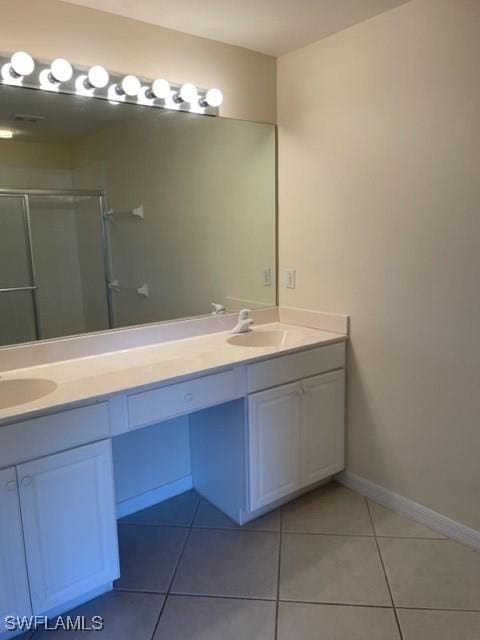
[248,382,302,509]
[190,341,346,523]
[248,369,345,510]
[18,440,119,614]
[0,467,32,627]
[0,438,119,625]
[300,370,345,486]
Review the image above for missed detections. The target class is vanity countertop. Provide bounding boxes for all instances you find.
[0,322,346,424]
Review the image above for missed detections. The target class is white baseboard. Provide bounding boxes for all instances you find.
[116,475,193,519]
[337,470,480,551]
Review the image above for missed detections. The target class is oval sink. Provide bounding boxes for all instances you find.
[227,329,302,348]
[0,378,58,410]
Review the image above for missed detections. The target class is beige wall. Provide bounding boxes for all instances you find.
[0,141,71,170]
[0,0,276,123]
[278,0,480,530]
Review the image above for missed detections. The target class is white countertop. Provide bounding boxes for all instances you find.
[0,322,346,424]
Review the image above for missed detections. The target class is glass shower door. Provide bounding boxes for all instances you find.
[0,194,39,345]
[27,193,111,340]
[0,191,111,346]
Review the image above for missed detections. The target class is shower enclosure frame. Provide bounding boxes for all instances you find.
[0,188,114,341]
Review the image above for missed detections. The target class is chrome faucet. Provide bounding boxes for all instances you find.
[211,302,226,315]
[231,309,254,334]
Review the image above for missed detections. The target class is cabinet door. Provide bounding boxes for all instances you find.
[248,382,302,510]
[0,467,32,625]
[18,440,119,614]
[301,369,345,487]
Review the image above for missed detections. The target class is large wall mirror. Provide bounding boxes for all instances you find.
[0,83,276,347]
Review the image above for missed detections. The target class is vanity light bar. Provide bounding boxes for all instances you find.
[0,52,223,116]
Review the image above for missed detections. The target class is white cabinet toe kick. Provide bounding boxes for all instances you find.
[0,339,346,634]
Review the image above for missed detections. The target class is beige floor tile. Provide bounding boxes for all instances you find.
[154,595,276,640]
[398,609,480,640]
[278,602,400,640]
[193,499,280,531]
[115,524,187,592]
[368,501,444,538]
[282,483,374,535]
[172,529,279,599]
[379,538,480,609]
[280,533,391,605]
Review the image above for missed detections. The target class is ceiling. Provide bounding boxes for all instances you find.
[59,0,410,57]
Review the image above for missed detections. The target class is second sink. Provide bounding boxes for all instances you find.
[0,378,58,410]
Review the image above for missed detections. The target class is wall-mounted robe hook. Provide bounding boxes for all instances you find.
[108,279,120,292]
[132,205,144,219]
[137,283,149,297]
[103,205,144,221]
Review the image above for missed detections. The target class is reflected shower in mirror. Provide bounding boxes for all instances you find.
[0,85,276,346]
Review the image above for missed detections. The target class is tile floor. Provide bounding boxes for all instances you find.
[26,482,480,639]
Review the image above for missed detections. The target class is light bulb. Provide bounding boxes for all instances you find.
[204,88,223,107]
[151,78,170,99]
[0,129,14,139]
[50,58,73,83]
[1,63,21,85]
[10,51,35,77]
[138,86,154,105]
[120,74,141,96]
[179,83,197,103]
[87,65,109,89]
[39,69,59,91]
[75,74,94,96]
[108,84,124,104]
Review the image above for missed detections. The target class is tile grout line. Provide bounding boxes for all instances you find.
[147,496,203,640]
[274,506,284,640]
[108,587,480,614]
[113,588,408,610]
[365,498,405,640]
[121,521,280,534]
[276,529,444,540]
[120,520,443,540]
[118,587,480,614]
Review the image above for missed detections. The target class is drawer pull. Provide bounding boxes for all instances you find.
[5,480,17,492]
[21,476,33,487]
[184,393,193,402]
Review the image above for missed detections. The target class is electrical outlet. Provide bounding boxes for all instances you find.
[263,267,272,287]
[286,268,296,289]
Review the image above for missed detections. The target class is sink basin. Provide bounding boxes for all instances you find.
[0,378,58,409]
[227,329,303,348]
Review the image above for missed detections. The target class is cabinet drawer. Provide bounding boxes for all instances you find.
[0,403,110,468]
[247,341,346,393]
[127,368,244,430]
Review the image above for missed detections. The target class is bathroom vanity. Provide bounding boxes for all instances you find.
[0,308,347,632]
[0,53,347,635]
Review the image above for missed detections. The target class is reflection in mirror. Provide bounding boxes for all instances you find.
[0,85,276,346]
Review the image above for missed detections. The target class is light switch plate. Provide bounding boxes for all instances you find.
[286,268,296,289]
[263,267,272,287]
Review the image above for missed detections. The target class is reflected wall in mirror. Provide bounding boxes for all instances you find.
[0,85,276,347]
